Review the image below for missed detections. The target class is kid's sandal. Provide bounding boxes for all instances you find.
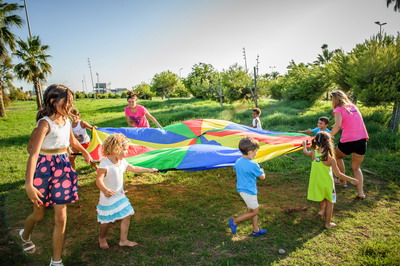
[18,229,36,254]
[252,228,267,237]
[49,258,64,266]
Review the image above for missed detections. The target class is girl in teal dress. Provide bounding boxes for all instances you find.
[302,132,358,229]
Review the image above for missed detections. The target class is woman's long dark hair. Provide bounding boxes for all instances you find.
[127,91,138,100]
[36,84,74,121]
[311,131,335,161]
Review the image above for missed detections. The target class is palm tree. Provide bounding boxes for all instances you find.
[314,44,334,65]
[14,36,52,109]
[0,1,23,117]
[387,0,400,12]
[0,1,22,57]
[0,55,13,117]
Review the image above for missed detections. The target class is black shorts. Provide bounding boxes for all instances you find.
[338,139,367,155]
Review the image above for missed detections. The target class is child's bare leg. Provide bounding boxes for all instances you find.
[251,212,259,232]
[22,205,45,239]
[70,156,76,170]
[318,200,326,218]
[335,149,348,187]
[325,201,336,229]
[119,215,138,247]
[52,204,67,261]
[234,208,259,225]
[99,223,110,249]
[20,205,45,253]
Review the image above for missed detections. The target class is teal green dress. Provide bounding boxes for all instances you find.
[307,151,336,203]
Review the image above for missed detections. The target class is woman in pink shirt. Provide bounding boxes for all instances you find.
[124,92,162,128]
[330,90,368,199]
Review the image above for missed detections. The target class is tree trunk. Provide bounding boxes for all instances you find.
[218,91,223,107]
[34,79,43,109]
[0,81,6,118]
[389,100,400,131]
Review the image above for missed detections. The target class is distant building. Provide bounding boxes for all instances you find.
[94,83,107,94]
[111,88,126,94]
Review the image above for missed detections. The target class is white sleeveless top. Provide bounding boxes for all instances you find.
[37,116,71,149]
[72,120,90,144]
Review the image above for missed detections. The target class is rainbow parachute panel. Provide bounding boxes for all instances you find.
[87,119,312,171]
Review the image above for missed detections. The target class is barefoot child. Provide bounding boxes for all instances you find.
[96,133,158,249]
[228,137,267,236]
[20,84,92,266]
[69,108,98,169]
[302,131,358,229]
[299,116,330,134]
[250,108,262,130]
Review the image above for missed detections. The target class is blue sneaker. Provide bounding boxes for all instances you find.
[252,228,267,236]
[228,218,237,234]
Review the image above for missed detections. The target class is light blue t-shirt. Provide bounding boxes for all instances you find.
[311,127,331,134]
[234,157,264,195]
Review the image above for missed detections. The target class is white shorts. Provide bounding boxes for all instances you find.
[239,192,259,209]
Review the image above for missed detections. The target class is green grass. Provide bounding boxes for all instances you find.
[0,98,399,265]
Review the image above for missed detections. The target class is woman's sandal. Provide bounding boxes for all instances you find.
[18,229,36,254]
[49,258,64,266]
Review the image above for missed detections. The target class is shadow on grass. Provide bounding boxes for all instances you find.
[0,135,30,148]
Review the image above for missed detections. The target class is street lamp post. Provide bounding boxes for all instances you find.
[242,47,248,72]
[23,0,32,39]
[375,21,387,36]
[179,68,183,78]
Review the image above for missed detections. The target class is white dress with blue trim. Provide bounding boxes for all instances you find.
[97,158,134,223]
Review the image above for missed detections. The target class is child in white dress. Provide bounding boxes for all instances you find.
[96,133,158,249]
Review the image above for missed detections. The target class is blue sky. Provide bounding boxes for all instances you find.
[12,0,400,92]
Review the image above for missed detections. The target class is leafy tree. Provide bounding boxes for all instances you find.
[171,83,190,97]
[9,87,27,101]
[14,36,51,109]
[184,63,219,98]
[329,49,353,93]
[121,90,129,98]
[220,63,252,102]
[0,55,13,116]
[75,91,85,99]
[267,76,286,100]
[133,82,155,99]
[344,34,400,131]
[283,62,329,103]
[151,71,186,99]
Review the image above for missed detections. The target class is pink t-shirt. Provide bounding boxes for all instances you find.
[124,105,149,128]
[333,104,369,143]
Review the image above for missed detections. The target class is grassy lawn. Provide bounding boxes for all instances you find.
[0,98,399,265]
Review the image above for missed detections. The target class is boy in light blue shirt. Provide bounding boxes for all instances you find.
[228,137,267,236]
[299,116,331,135]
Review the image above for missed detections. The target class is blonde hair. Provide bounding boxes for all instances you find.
[311,131,335,161]
[102,133,129,157]
[330,90,353,109]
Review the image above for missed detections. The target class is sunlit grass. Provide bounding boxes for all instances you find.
[0,98,399,264]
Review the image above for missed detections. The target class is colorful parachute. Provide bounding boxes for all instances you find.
[87,119,312,171]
